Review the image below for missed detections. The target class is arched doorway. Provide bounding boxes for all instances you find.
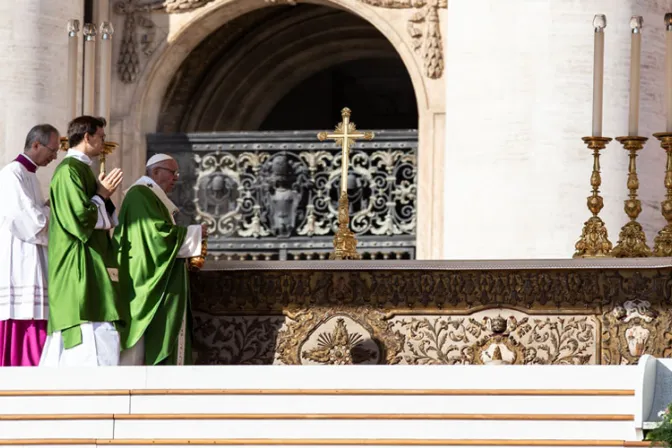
[148,3,419,260]
[157,4,417,133]
[117,0,444,259]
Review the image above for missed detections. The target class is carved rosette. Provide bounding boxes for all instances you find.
[276,307,405,365]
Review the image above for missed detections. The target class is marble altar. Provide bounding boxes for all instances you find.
[189,258,672,366]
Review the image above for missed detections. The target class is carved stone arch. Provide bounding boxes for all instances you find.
[118,0,445,258]
[158,4,405,132]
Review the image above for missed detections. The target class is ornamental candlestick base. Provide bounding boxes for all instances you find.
[612,136,651,257]
[652,132,672,256]
[330,192,361,260]
[574,136,613,258]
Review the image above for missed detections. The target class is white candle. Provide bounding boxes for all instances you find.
[665,13,672,132]
[82,23,96,116]
[628,16,643,137]
[97,22,114,121]
[592,15,606,137]
[66,20,79,120]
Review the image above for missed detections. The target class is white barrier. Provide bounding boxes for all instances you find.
[0,364,651,447]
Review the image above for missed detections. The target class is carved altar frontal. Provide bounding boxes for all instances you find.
[190,258,672,366]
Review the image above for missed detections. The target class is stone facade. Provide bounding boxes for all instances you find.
[0,0,83,197]
[105,0,445,259]
[444,0,672,259]
[2,0,671,260]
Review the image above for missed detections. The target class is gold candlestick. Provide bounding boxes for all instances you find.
[652,132,672,256]
[317,107,374,260]
[59,137,69,152]
[99,141,118,175]
[574,136,613,258]
[612,136,651,257]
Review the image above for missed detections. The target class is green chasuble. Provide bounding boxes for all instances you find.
[47,157,126,348]
[114,184,192,365]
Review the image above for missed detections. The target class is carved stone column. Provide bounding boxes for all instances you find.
[0,0,83,195]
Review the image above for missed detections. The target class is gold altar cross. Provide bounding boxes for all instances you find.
[318,107,375,195]
[317,107,374,260]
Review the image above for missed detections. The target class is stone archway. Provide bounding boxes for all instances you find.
[113,0,445,259]
[157,4,418,133]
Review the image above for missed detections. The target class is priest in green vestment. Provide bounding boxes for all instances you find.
[115,154,206,366]
[39,116,126,367]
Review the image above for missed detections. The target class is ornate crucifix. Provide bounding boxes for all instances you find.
[317,107,374,260]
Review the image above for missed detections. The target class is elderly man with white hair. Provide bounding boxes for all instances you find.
[115,154,206,366]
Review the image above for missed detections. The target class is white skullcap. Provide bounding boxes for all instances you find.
[146,153,175,167]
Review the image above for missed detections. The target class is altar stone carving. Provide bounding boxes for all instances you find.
[189,260,672,366]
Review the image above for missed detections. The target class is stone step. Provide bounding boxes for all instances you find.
[0,413,636,440]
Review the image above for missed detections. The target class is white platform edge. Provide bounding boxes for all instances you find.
[634,354,657,439]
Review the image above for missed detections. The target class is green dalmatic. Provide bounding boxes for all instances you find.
[114,185,192,365]
[47,157,126,348]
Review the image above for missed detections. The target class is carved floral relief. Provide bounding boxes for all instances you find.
[392,311,596,366]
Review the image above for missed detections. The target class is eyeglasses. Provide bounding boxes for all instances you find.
[156,167,180,178]
[41,143,59,154]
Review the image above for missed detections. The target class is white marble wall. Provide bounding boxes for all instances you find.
[0,1,83,196]
[443,0,671,259]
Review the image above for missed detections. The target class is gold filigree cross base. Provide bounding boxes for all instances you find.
[330,192,361,260]
[330,229,361,260]
[574,216,613,258]
[612,221,651,258]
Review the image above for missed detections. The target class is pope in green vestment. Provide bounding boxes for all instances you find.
[40,116,126,367]
[115,154,204,366]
